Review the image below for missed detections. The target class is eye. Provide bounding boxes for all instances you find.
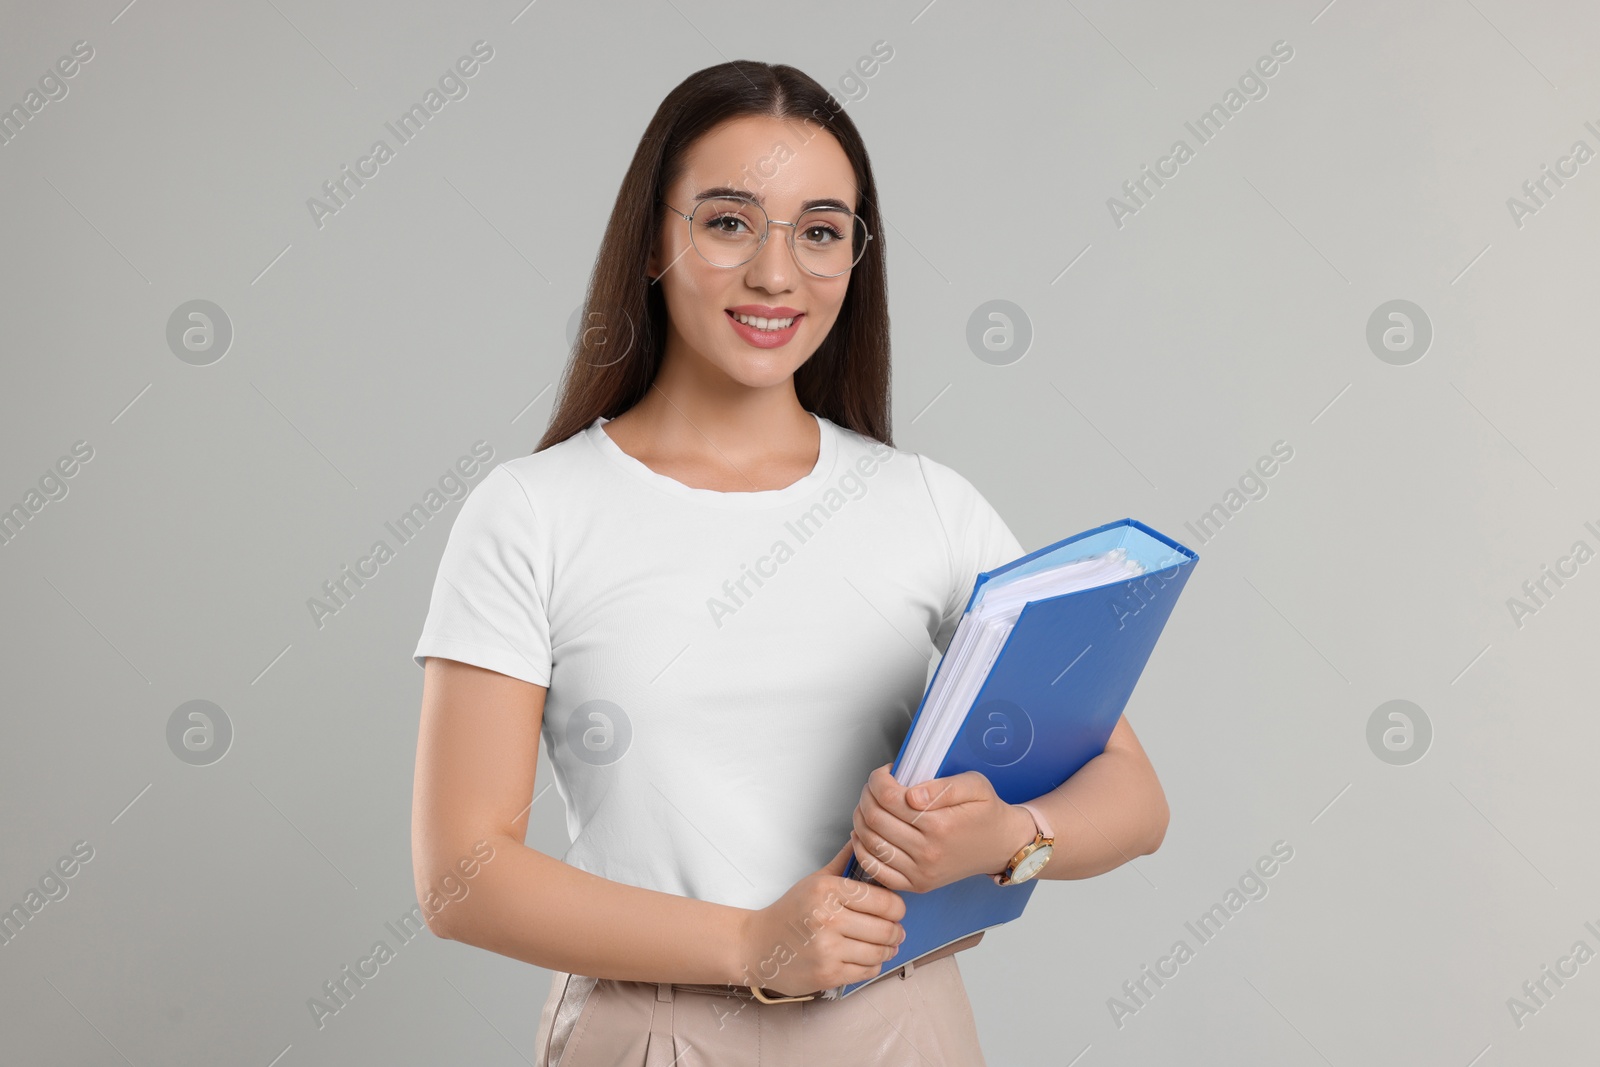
[703,212,754,235]
[799,223,844,245]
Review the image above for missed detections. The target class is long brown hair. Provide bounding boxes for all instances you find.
[533,60,892,454]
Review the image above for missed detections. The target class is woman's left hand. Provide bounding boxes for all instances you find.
[850,763,1028,893]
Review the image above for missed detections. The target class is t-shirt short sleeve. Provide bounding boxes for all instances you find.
[412,464,553,688]
[917,453,1025,657]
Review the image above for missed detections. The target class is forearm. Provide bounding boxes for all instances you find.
[429,833,751,985]
[1022,748,1169,881]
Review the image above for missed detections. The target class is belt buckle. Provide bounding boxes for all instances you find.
[748,984,816,1003]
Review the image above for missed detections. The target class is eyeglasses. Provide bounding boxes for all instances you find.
[659,195,872,278]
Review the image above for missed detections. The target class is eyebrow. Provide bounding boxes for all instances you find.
[692,186,855,213]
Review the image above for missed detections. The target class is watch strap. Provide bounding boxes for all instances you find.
[1018,801,1053,841]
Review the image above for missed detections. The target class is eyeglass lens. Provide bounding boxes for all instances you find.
[688,197,868,276]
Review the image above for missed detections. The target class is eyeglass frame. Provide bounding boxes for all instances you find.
[657,195,872,278]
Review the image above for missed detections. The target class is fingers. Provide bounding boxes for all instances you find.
[836,877,906,924]
[835,957,900,986]
[835,926,907,966]
[851,835,915,892]
[864,764,921,822]
[835,907,906,957]
[853,797,921,869]
[823,839,853,875]
[905,770,985,812]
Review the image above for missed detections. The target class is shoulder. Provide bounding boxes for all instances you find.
[910,448,984,501]
[825,418,897,472]
[823,418,944,489]
[821,417,997,512]
[478,427,601,506]
[439,432,600,548]
[822,420,1005,545]
[898,442,1014,551]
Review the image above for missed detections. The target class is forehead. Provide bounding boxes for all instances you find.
[672,114,858,211]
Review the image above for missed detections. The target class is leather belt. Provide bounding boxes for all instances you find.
[670,931,986,999]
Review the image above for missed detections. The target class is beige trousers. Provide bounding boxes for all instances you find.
[533,954,988,1066]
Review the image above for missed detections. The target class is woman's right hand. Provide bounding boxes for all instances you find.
[735,840,908,996]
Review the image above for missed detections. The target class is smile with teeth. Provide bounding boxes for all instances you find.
[729,311,799,331]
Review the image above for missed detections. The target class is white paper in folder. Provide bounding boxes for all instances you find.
[900,548,1147,785]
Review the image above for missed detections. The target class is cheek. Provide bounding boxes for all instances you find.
[666,275,723,328]
[813,284,850,323]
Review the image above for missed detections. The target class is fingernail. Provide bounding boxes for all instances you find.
[911,788,927,805]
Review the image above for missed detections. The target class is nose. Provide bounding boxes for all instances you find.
[744,220,802,287]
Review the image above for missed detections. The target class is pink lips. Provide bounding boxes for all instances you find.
[725,309,803,349]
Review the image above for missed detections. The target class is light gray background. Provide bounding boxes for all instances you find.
[3,0,1597,1063]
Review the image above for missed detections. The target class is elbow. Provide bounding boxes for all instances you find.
[422,898,458,941]
[414,864,461,940]
[1143,817,1168,856]
[417,876,483,944]
[1140,780,1170,856]
[413,837,497,942]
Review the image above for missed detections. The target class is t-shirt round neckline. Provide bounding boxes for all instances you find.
[584,411,839,510]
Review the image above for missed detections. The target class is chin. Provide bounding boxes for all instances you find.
[709,341,812,380]
[722,363,808,390]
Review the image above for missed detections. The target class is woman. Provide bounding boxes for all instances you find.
[411,60,1169,1065]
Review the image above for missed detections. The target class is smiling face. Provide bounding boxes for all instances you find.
[647,113,860,392]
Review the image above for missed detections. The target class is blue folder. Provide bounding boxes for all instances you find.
[828,518,1199,998]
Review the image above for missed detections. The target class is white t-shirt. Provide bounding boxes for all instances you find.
[412,411,1023,911]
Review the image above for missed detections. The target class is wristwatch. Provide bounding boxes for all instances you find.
[992,802,1055,885]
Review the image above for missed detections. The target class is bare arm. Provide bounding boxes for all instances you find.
[1022,713,1169,880]
[411,656,753,985]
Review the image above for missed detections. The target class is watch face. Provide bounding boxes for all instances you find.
[1013,843,1053,882]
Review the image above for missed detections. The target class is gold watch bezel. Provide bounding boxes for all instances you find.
[996,833,1054,885]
